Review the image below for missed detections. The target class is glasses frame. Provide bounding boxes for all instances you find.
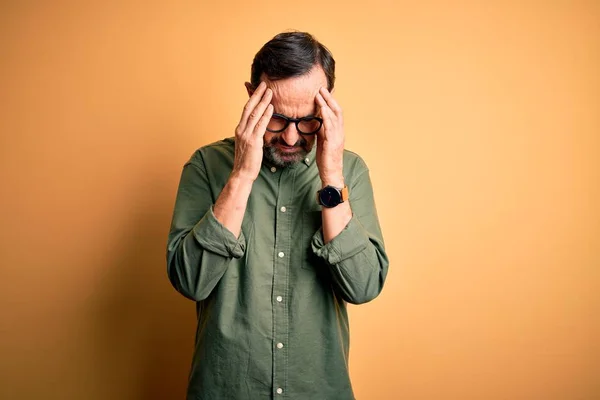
[266,113,323,135]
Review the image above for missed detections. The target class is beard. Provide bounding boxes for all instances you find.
[263,135,312,168]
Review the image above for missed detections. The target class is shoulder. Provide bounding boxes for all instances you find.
[187,137,235,169]
[343,148,369,175]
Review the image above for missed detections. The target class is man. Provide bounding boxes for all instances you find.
[167,31,389,400]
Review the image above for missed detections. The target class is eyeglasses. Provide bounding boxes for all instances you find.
[266,113,323,135]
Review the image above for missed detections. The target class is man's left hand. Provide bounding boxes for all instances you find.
[315,87,345,187]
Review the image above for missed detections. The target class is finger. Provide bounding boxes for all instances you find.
[254,104,274,137]
[319,87,342,116]
[238,81,267,132]
[315,92,336,129]
[246,88,273,133]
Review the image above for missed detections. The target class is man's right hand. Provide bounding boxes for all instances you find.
[232,81,273,181]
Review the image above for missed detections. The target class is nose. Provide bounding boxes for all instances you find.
[280,122,300,146]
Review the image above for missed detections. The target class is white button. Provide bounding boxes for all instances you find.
[270,166,277,173]
[278,252,284,258]
[276,388,283,394]
[277,342,284,349]
[276,296,283,302]
[280,206,286,212]
[304,158,310,164]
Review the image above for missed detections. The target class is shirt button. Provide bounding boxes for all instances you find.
[276,296,283,302]
[280,206,286,212]
[270,166,277,173]
[277,342,284,349]
[278,252,284,258]
[304,158,310,164]
[276,388,283,394]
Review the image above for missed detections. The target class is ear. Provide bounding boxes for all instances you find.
[244,82,254,97]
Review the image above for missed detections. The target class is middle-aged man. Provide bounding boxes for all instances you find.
[167,31,389,400]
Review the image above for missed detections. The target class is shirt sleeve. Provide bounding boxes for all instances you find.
[166,157,245,302]
[309,162,389,305]
[193,205,246,258]
[310,215,369,265]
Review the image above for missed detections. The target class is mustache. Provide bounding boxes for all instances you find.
[269,135,308,147]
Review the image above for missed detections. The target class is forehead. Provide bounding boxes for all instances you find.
[264,66,327,116]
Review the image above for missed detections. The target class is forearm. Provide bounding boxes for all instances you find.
[314,168,389,304]
[321,201,352,243]
[167,161,248,302]
[213,172,254,238]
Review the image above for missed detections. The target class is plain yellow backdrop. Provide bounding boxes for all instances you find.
[1,1,598,399]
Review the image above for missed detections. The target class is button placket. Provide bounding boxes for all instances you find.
[272,168,294,396]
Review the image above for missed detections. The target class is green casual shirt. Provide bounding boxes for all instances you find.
[167,138,389,400]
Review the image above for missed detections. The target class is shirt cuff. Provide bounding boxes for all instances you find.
[192,206,246,258]
[311,214,369,265]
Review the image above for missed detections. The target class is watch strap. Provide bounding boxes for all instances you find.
[340,185,349,202]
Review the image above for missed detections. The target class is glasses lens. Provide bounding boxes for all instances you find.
[267,115,287,132]
[298,118,321,134]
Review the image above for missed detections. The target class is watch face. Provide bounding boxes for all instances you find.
[319,186,341,208]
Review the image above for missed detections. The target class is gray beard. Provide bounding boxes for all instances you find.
[263,135,311,168]
[263,144,307,168]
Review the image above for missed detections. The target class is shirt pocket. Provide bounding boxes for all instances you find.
[301,210,323,271]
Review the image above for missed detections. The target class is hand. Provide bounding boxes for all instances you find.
[232,81,273,181]
[315,87,345,187]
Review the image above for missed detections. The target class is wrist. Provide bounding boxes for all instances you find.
[320,175,345,188]
[229,169,256,187]
[231,168,258,184]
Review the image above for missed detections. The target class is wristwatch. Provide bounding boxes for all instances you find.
[317,185,349,208]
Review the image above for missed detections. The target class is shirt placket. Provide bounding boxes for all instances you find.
[272,166,294,397]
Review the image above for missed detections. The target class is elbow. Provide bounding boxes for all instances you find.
[166,234,214,302]
[167,255,212,302]
[338,260,388,305]
[343,286,383,305]
[167,249,226,302]
[338,275,385,305]
[167,265,201,302]
[168,268,212,302]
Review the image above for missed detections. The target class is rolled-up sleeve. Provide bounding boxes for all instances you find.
[310,163,389,305]
[193,205,246,258]
[311,215,369,264]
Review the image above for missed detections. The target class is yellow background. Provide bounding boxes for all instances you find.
[1,1,598,399]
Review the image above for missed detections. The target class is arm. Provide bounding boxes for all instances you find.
[315,87,352,244]
[167,159,248,301]
[313,87,389,304]
[166,82,273,301]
